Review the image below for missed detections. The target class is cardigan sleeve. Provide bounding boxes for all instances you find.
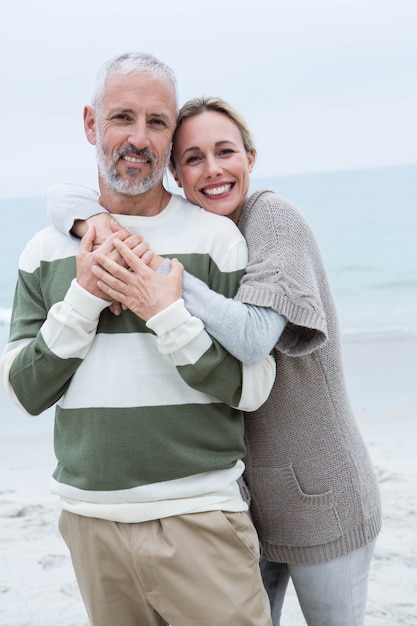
[44,183,107,238]
[156,260,286,365]
[181,270,286,364]
[236,191,329,356]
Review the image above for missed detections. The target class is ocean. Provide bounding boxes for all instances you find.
[1,164,416,339]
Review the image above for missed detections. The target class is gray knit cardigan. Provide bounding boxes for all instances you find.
[237,190,381,565]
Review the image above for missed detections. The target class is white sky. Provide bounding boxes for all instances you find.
[1,0,416,198]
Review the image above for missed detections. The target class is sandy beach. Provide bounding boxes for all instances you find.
[1,332,416,625]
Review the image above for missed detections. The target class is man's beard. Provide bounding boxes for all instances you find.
[96,137,170,196]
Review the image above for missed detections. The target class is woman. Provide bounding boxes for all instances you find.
[46,97,381,626]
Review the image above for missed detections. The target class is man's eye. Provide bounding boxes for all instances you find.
[150,119,166,127]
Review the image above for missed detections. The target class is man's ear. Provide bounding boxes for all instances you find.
[83,106,97,146]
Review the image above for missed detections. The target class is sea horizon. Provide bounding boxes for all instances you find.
[1,163,416,339]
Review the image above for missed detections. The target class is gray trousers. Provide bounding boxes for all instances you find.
[260,540,376,626]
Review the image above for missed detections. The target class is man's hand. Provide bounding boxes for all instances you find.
[91,239,184,321]
[76,226,152,302]
[73,214,157,261]
[76,225,112,300]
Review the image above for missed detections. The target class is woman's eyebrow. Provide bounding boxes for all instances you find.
[181,140,237,155]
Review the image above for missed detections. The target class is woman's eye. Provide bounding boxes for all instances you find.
[219,149,234,156]
[185,155,201,164]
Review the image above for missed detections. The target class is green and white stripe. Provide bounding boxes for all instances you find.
[1,194,274,521]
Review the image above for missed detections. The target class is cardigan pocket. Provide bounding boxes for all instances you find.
[249,465,343,547]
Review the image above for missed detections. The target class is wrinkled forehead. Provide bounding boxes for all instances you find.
[100,71,177,121]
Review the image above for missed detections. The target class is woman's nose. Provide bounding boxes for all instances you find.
[204,156,222,177]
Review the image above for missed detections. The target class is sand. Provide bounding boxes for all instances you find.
[1,332,416,625]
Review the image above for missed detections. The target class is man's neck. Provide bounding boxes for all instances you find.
[98,180,172,216]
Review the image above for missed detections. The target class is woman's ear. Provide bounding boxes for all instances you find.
[169,165,183,189]
[247,149,256,173]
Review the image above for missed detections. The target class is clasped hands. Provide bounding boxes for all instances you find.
[76,215,184,321]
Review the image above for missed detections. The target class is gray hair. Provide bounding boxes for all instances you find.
[91,52,178,112]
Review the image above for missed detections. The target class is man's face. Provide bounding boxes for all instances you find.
[85,72,177,195]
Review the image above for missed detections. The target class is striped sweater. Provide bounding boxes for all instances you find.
[1,193,275,522]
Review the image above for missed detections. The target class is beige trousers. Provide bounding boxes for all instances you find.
[59,509,272,626]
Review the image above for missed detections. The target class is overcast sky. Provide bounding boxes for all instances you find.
[1,0,416,198]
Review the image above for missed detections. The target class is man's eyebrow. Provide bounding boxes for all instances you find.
[150,112,175,126]
[107,108,171,122]
[107,107,135,116]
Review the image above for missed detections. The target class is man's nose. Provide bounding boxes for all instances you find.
[127,122,151,149]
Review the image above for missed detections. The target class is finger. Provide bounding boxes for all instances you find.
[130,241,151,259]
[94,228,139,256]
[101,235,142,267]
[109,236,149,265]
[147,253,166,271]
[92,265,128,302]
[141,250,154,265]
[123,233,145,250]
[106,247,128,268]
[109,301,123,316]
[110,227,144,247]
[169,258,185,277]
[79,225,96,253]
[110,219,123,233]
[96,280,125,304]
[92,246,127,274]
[92,256,132,285]
[113,239,149,273]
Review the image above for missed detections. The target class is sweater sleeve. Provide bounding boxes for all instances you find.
[44,185,284,363]
[1,278,109,415]
[146,299,276,412]
[157,259,286,364]
[44,183,107,238]
[42,187,275,410]
[182,271,286,364]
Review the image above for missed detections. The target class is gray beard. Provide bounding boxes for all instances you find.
[96,139,170,196]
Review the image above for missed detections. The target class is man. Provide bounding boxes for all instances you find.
[0,53,274,625]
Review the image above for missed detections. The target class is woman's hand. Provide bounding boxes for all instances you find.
[72,213,113,244]
[91,239,184,321]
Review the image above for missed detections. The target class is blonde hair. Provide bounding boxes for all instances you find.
[170,96,256,171]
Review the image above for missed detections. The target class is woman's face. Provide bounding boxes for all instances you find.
[171,110,255,223]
